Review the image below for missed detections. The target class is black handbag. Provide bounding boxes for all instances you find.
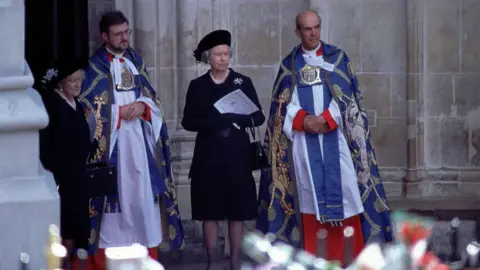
[248,118,270,171]
[86,144,118,197]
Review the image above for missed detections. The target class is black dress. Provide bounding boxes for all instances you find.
[39,90,91,249]
[182,69,265,221]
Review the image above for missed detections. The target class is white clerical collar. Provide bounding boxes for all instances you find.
[301,42,334,71]
[106,46,124,58]
[302,42,321,57]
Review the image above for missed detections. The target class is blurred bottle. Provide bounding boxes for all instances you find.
[76,248,88,270]
[343,226,355,266]
[316,229,328,259]
[46,224,67,270]
[20,252,29,270]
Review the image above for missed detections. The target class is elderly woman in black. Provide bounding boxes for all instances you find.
[181,29,265,270]
[38,57,94,268]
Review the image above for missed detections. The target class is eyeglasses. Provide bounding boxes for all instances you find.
[111,28,132,39]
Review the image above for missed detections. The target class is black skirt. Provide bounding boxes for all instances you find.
[190,129,258,221]
[59,192,90,249]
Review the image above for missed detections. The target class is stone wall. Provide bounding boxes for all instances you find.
[88,0,115,52]
[407,0,480,198]
[86,0,480,219]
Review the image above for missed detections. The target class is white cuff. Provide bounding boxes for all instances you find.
[283,104,302,141]
[327,99,343,129]
[137,96,163,145]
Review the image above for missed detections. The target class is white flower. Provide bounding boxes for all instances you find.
[41,68,59,84]
[233,77,243,85]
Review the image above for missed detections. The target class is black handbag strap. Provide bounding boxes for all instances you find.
[86,150,94,169]
[248,117,261,142]
[86,144,100,170]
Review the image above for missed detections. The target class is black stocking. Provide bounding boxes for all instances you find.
[62,239,73,269]
[228,220,244,270]
[203,220,219,269]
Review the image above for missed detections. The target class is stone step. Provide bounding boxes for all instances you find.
[181,220,204,245]
[160,240,226,265]
[160,220,226,265]
[179,220,256,244]
[160,220,257,265]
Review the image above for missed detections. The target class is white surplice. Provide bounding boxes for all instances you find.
[282,45,364,222]
[98,53,164,248]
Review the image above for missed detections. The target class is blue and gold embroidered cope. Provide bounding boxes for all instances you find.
[256,42,393,247]
[79,46,184,255]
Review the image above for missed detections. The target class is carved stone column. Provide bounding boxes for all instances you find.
[172,0,215,220]
[406,0,424,185]
[0,1,59,268]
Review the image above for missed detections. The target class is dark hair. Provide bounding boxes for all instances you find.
[99,11,129,34]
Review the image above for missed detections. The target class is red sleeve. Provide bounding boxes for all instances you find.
[141,102,151,122]
[117,106,122,129]
[293,109,308,131]
[321,109,338,131]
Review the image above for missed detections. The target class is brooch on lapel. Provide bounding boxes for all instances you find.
[233,78,243,86]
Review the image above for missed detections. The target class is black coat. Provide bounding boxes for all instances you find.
[181,69,265,220]
[181,69,265,178]
[38,90,92,247]
[39,91,91,194]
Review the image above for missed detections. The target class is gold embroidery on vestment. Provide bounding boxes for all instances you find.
[88,229,96,244]
[169,225,177,240]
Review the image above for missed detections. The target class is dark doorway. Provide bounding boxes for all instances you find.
[25,0,89,90]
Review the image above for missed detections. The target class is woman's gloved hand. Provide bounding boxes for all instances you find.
[223,113,251,126]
